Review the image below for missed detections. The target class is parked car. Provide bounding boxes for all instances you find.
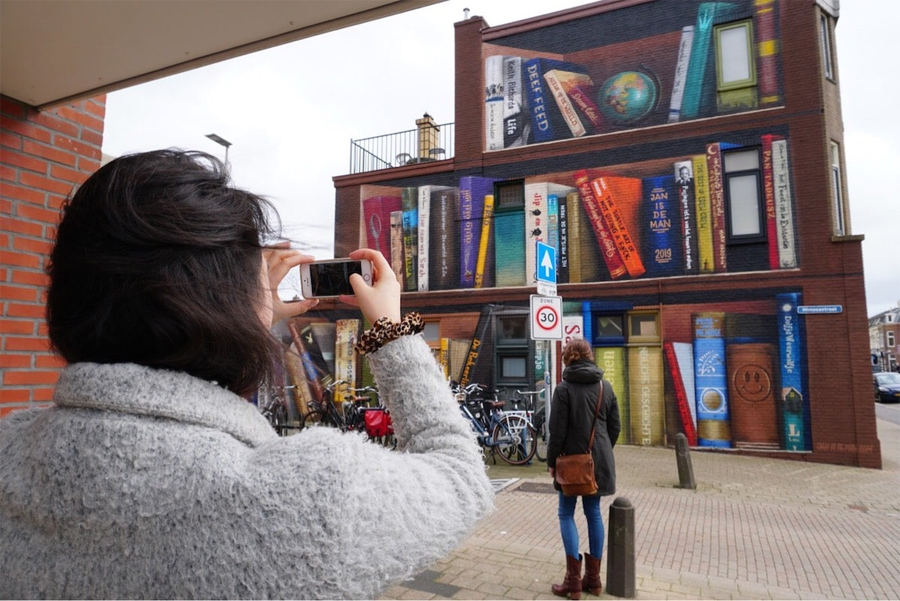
[873,372,900,403]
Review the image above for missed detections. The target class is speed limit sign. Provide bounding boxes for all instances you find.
[530,294,563,340]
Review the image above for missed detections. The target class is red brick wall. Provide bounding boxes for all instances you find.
[0,94,106,416]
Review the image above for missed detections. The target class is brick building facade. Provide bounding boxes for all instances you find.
[0,96,106,415]
[313,0,881,468]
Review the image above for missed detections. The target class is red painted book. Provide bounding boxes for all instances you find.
[761,134,779,269]
[754,0,781,107]
[589,176,646,278]
[362,195,401,260]
[664,341,698,446]
[573,170,626,280]
[705,143,728,272]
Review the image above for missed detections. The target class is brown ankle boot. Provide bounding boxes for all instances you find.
[551,554,583,600]
[582,553,602,596]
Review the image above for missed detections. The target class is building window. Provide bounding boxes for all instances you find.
[830,142,846,235]
[888,332,896,348]
[715,20,756,91]
[723,148,764,241]
[820,14,834,80]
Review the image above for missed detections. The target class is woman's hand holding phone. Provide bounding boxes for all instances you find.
[262,244,319,326]
[340,249,401,324]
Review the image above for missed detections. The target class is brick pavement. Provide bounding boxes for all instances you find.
[380,418,900,600]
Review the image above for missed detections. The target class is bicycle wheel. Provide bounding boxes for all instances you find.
[533,407,548,462]
[302,409,340,429]
[492,414,536,465]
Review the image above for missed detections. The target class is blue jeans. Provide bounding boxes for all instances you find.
[558,492,604,559]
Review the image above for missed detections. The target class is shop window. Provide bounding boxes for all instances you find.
[591,313,626,346]
[497,314,528,343]
[723,148,764,241]
[627,311,661,344]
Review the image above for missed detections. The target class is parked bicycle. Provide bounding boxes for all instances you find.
[453,382,537,465]
[301,379,348,430]
[259,384,302,437]
[507,388,548,462]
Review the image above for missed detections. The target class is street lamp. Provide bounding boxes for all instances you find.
[205,133,232,164]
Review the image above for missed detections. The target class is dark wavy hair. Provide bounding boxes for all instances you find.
[47,149,282,396]
[562,338,593,366]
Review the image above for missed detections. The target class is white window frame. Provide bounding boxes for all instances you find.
[888,331,896,348]
[830,142,847,235]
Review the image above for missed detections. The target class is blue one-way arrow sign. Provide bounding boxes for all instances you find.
[536,241,556,284]
[536,241,557,297]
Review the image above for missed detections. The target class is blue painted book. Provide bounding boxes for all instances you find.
[557,194,570,284]
[641,175,682,278]
[401,186,418,291]
[692,311,732,448]
[776,293,809,451]
[681,2,738,120]
[523,58,582,143]
[494,194,526,288]
[458,176,497,288]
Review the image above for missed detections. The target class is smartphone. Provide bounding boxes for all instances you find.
[298,258,374,299]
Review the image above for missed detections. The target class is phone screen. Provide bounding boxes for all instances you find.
[306,260,365,297]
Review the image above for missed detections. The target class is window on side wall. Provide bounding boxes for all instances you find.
[820,13,835,80]
[830,142,847,235]
[723,148,764,242]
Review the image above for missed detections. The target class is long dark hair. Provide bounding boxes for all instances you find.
[47,149,282,396]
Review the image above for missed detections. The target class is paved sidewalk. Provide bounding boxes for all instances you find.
[381,418,900,600]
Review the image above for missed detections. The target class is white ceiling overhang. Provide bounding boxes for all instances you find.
[1,0,444,109]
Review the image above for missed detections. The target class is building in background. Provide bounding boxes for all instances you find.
[302,0,882,468]
[869,302,899,373]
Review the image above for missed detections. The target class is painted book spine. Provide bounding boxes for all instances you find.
[547,194,560,279]
[692,312,732,448]
[389,210,404,285]
[417,186,431,291]
[503,55,530,148]
[706,143,728,272]
[567,83,604,131]
[362,195,400,259]
[459,304,496,387]
[668,25,695,123]
[776,293,808,450]
[754,0,781,107]
[596,346,629,445]
[574,171,626,280]
[334,319,360,404]
[284,343,313,417]
[642,175,682,278]
[772,139,797,269]
[524,183,549,286]
[726,341,780,448]
[485,55,505,151]
[590,177,646,278]
[493,205,525,287]
[474,194,494,289]
[628,345,665,446]
[682,2,736,119]
[524,58,571,143]
[664,341,698,445]
[431,188,459,290]
[566,192,583,283]
[543,69,588,137]
[458,177,495,289]
[761,134,779,270]
[673,161,699,274]
[557,193,570,284]
[401,186,418,291]
[692,154,715,273]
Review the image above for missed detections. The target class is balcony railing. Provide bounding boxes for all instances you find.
[349,122,454,175]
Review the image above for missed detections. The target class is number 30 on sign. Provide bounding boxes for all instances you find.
[530,294,563,340]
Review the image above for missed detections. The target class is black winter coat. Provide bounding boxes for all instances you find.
[547,359,621,496]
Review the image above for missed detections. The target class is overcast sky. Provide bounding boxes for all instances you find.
[102,0,899,317]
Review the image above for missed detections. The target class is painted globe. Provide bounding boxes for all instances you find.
[596,71,658,124]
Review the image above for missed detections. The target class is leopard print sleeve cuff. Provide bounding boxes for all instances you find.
[355,312,425,355]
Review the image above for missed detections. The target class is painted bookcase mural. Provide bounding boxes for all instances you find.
[483,0,781,150]
[358,132,797,291]
[553,292,812,452]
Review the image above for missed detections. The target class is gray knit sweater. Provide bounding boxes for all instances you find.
[0,335,494,599]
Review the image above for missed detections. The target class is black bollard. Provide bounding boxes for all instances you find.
[675,433,697,490]
[606,496,635,598]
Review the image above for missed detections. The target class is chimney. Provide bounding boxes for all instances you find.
[415,113,440,160]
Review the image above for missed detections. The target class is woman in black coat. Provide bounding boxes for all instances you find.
[547,338,621,599]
